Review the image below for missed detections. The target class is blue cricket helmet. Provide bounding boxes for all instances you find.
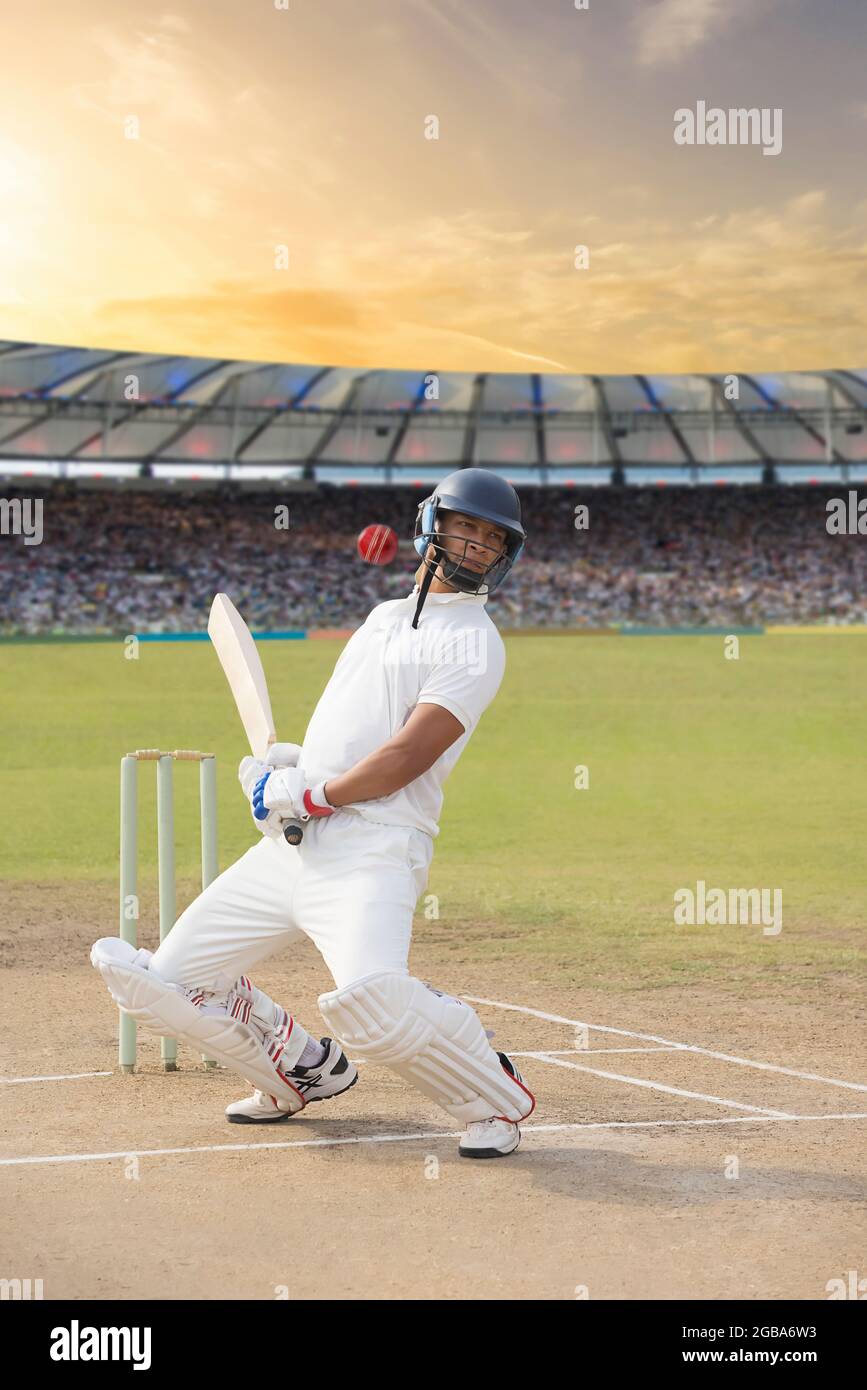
[411,468,526,627]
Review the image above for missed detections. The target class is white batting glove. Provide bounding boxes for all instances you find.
[263,742,303,768]
[239,756,269,799]
[239,757,284,839]
[257,766,307,820]
[255,767,335,824]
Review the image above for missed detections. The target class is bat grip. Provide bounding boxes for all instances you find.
[283,821,304,846]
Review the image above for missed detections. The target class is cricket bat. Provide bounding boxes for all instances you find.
[207,593,303,846]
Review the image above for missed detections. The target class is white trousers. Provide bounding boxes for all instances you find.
[150,810,435,993]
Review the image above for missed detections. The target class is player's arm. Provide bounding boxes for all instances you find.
[323,703,463,807]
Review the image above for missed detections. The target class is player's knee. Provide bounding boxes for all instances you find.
[318,969,534,1124]
[318,970,476,1065]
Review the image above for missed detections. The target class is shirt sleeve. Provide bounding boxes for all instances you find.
[415,625,506,735]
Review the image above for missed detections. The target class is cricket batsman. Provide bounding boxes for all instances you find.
[92,468,536,1158]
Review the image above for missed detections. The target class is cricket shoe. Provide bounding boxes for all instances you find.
[458,1052,530,1159]
[225,1038,357,1124]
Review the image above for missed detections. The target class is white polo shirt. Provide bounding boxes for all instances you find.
[298,586,506,837]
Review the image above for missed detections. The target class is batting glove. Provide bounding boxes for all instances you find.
[239,755,269,799]
[263,741,303,768]
[255,767,335,824]
[245,768,283,840]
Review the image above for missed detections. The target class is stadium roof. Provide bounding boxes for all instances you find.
[0,339,865,487]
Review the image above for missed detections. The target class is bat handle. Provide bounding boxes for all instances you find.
[283,821,304,846]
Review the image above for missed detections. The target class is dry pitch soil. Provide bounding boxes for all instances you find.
[2,881,865,1302]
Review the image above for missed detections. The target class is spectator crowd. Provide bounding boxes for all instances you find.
[1,483,865,634]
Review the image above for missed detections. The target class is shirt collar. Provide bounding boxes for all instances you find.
[409,585,488,606]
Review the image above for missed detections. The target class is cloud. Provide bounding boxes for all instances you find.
[634,0,758,67]
[65,280,571,373]
[159,13,191,34]
[786,190,826,219]
[18,191,857,376]
[407,0,573,108]
[68,16,215,128]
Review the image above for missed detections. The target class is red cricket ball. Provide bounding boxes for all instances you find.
[357,523,398,566]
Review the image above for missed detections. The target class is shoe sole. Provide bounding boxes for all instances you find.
[459,1131,521,1159]
[226,1073,358,1124]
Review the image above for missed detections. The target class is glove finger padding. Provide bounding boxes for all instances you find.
[263,741,303,768]
[239,755,269,799]
[249,769,286,839]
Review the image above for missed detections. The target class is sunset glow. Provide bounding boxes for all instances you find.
[1,1,865,372]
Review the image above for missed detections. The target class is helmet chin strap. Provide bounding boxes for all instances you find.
[412,547,441,629]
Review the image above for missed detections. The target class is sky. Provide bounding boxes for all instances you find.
[0,0,865,374]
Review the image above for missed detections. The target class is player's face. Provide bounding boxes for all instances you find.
[434,510,507,578]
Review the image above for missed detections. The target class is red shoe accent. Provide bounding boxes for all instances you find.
[273,1072,306,1108]
[494,1061,536,1121]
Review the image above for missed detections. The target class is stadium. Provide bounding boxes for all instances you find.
[2,341,866,635]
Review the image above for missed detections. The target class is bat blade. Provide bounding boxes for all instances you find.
[207,593,276,760]
[208,593,304,846]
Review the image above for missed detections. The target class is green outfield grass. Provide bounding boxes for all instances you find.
[2,634,865,989]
